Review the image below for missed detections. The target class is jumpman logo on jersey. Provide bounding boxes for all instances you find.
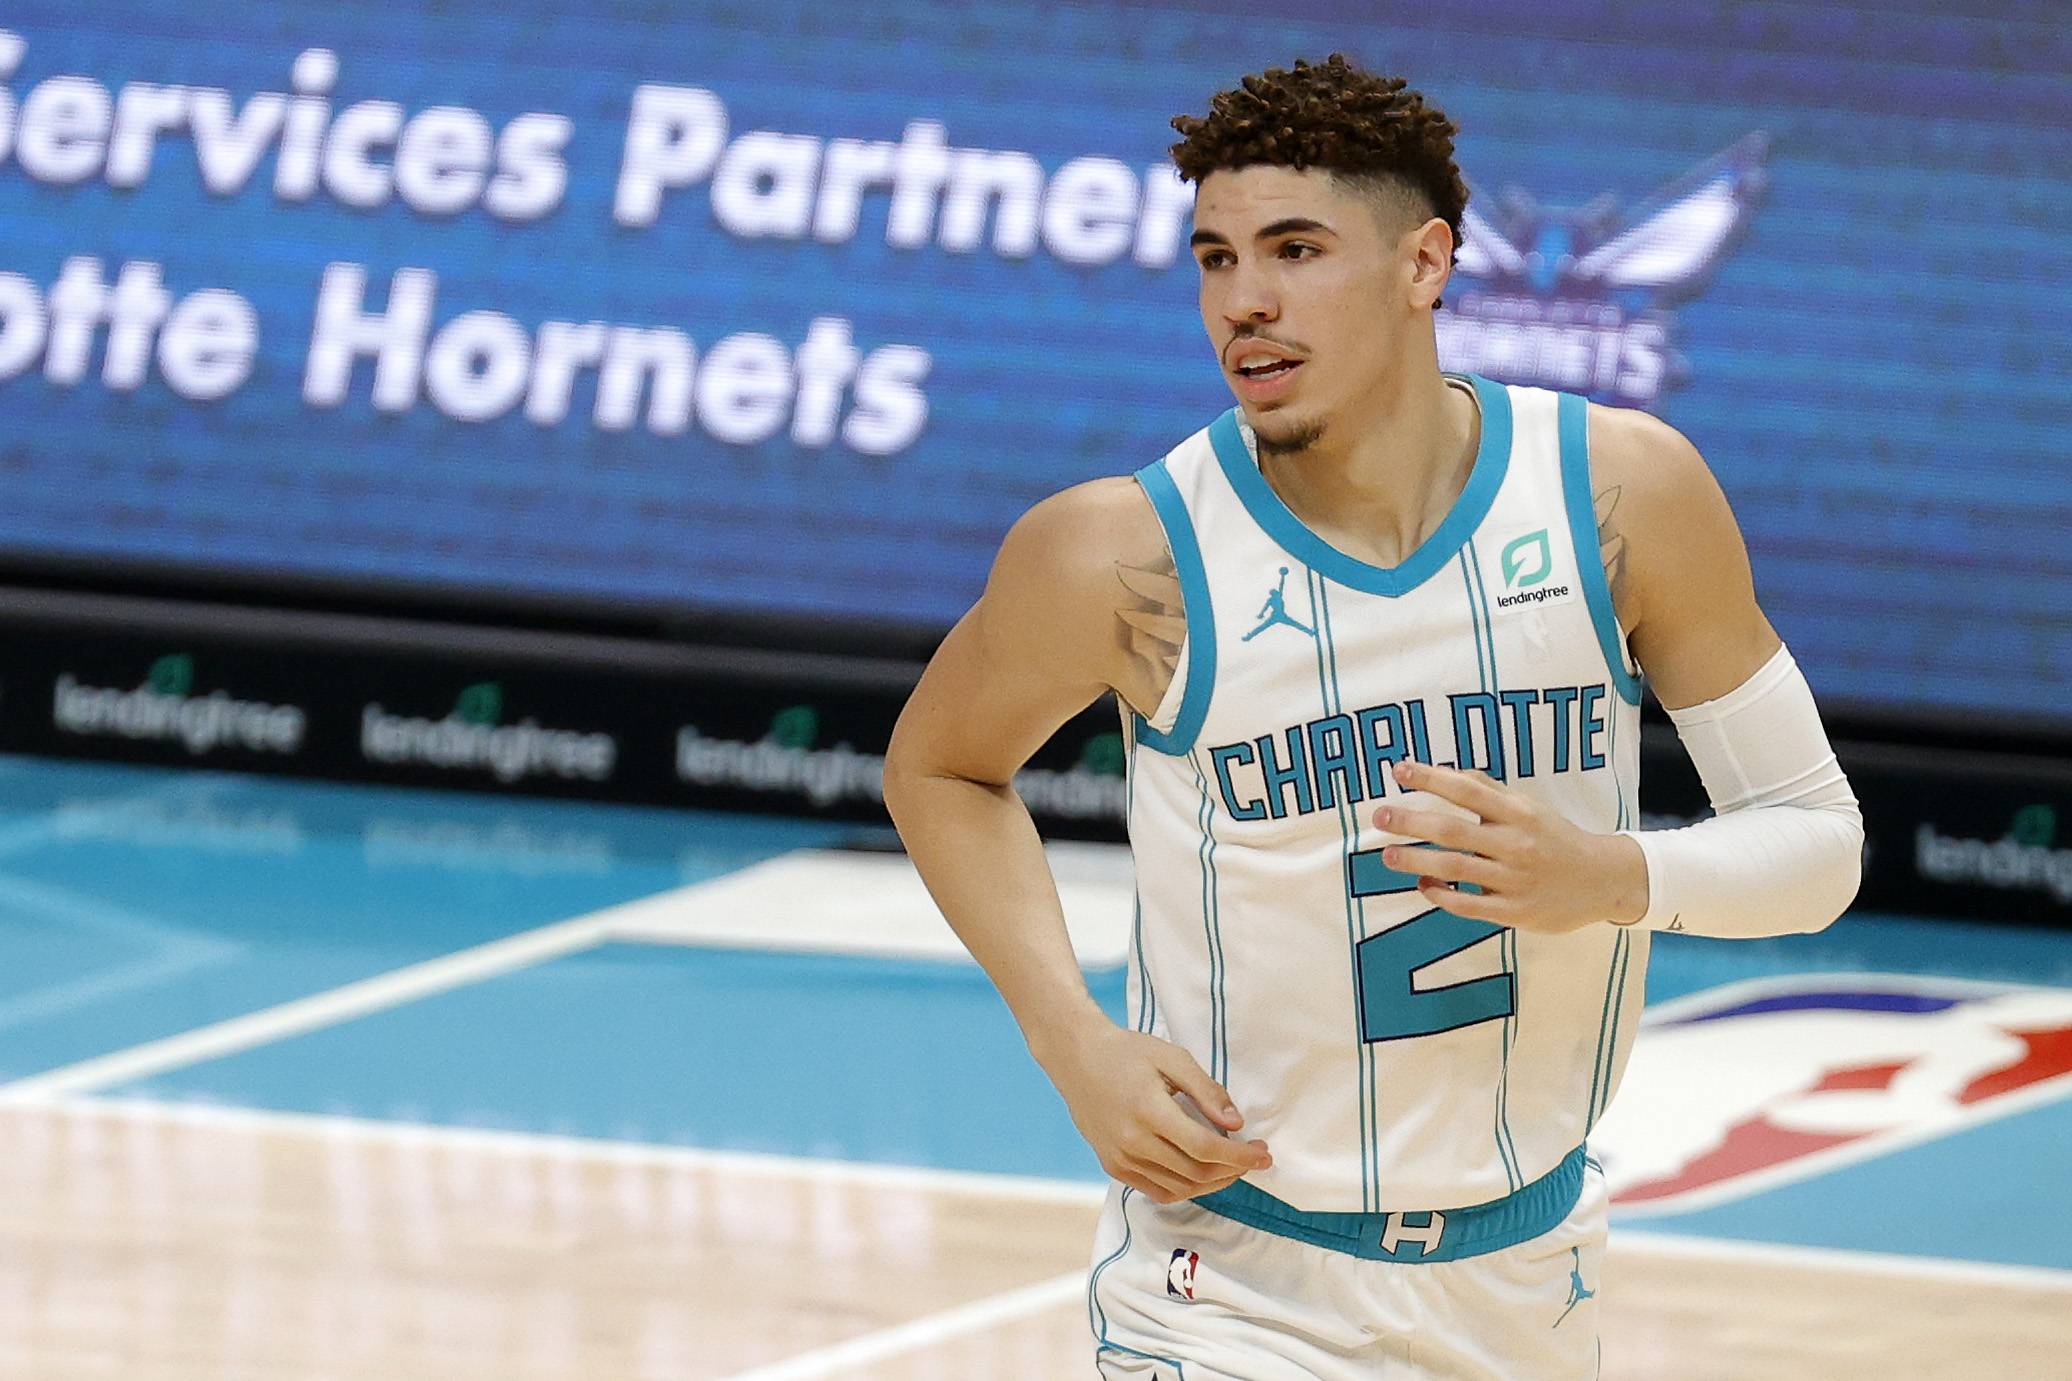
[1552,1246,1595,1327]
[1242,566,1315,641]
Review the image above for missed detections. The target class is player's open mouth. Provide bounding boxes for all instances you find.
[1231,353,1304,402]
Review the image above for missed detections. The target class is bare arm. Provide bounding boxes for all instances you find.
[1592,404,1862,933]
[1590,403,1782,709]
[883,477,1269,1200]
[884,482,1125,1048]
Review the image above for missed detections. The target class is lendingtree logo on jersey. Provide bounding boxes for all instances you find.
[1436,134,1768,406]
[51,653,307,756]
[1500,530,1552,589]
[1493,528,1572,609]
[360,680,617,784]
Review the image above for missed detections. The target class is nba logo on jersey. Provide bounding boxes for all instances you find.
[1590,976,2072,1215]
[1166,1249,1199,1301]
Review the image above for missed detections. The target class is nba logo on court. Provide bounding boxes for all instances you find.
[1166,1249,1200,1300]
[1591,976,2072,1215]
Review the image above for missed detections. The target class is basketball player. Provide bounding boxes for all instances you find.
[883,55,1863,1379]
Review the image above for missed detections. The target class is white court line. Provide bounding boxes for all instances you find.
[713,1270,1086,1381]
[612,843,1133,967]
[1617,1228,2072,1294]
[0,873,242,1032]
[0,909,617,1103]
[28,1096,2071,1295]
[49,1094,1109,1206]
[10,849,2067,1302]
[0,846,1124,1104]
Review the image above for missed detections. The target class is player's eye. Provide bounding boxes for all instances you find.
[1279,241,1319,260]
[1196,250,1233,270]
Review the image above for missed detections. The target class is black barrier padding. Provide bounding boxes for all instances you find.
[3,600,2066,928]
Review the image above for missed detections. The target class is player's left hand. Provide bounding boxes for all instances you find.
[1368,759,1648,934]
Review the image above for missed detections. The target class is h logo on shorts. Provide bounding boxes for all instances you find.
[1166,1248,1199,1300]
[1379,1209,1447,1259]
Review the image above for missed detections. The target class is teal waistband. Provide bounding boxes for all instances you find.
[1193,1144,1586,1264]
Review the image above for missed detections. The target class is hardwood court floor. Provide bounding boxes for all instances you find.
[0,1101,2065,1381]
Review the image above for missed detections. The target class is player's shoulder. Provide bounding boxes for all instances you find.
[992,474,1167,595]
[1580,398,1718,507]
[989,409,1225,614]
[976,475,1175,705]
[1579,398,1748,623]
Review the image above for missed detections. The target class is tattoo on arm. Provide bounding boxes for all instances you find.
[1112,548,1184,716]
[1595,483,1630,621]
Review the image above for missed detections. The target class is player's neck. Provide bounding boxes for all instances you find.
[1256,367,1481,570]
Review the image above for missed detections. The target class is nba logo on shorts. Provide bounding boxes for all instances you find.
[1166,1248,1199,1301]
[1591,975,2072,1215]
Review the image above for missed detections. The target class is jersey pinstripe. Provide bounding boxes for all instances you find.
[1121,372,1648,1213]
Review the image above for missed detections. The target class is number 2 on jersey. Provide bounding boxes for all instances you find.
[1348,847,1515,1042]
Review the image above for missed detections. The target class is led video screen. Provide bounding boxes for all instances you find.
[0,2,2064,729]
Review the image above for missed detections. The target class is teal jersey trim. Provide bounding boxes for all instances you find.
[1556,392,1643,707]
[1130,459,1216,756]
[1086,1187,1135,1344]
[1196,1144,1587,1264]
[1208,373,1513,599]
[1088,1190,1191,1377]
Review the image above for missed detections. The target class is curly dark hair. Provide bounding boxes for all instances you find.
[1170,55,1469,296]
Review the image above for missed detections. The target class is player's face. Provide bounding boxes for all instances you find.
[1190,166,1424,452]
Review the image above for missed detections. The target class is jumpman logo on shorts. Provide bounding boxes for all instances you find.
[1552,1246,1595,1328]
[1243,567,1315,641]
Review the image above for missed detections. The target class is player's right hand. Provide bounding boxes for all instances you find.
[1036,1020,1271,1205]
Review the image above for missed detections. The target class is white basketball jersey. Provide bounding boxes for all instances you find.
[1121,372,1648,1213]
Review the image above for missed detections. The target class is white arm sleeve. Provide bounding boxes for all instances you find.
[1615,644,1863,937]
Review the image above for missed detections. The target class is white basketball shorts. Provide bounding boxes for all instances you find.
[1087,1150,1607,1380]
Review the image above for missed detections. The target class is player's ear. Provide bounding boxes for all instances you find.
[1406,217,1454,311]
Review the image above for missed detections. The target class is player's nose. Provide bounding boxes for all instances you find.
[1220,267,1279,324]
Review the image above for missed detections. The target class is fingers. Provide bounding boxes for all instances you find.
[1115,1167,1244,1205]
[1104,1129,1254,1204]
[1374,805,1496,854]
[1155,1047,1243,1131]
[1151,1133,1256,1185]
[1383,843,1504,891]
[1147,1092,1270,1173]
[1416,876,1507,922]
[1388,760,1524,822]
[1109,1159,1197,1204]
[1160,1116,1272,1173]
[1085,1036,1273,1205]
[1108,1145,1252,1205]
